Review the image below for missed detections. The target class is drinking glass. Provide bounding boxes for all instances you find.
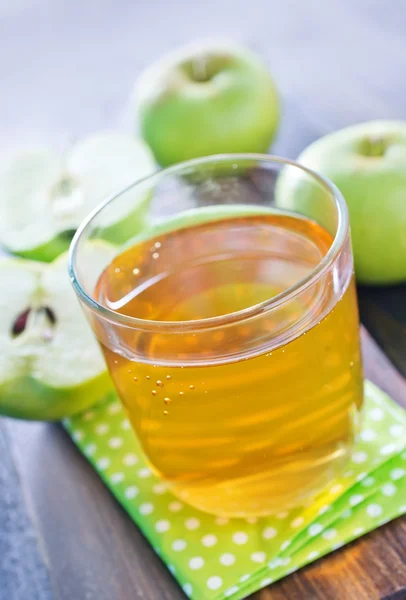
[69,155,363,517]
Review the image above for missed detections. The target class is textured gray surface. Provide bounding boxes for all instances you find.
[0,422,53,600]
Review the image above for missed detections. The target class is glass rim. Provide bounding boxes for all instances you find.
[68,153,349,332]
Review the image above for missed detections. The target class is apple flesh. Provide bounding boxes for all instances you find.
[276,121,406,285]
[0,243,115,421]
[0,132,155,262]
[134,40,280,166]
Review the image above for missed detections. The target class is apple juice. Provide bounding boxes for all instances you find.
[94,212,363,516]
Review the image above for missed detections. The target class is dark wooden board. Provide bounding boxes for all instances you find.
[7,328,406,600]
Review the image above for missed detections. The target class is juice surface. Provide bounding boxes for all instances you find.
[95,212,363,516]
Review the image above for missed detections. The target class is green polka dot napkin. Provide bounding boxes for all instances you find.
[64,381,405,600]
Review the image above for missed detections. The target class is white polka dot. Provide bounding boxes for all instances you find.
[84,443,96,456]
[390,468,405,481]
[185,518,200,531]
[343,470,354,478]
[172,539,187,552]
[275,511,288,519]
[381,483,397,497]
[322,528,337,540]
[207,576,223,590]
[398,505,406,513]
[287,566,298,575]
[262,526,277,539]
[232,531,248,545]
[246,517,257,524]
[110,472,124,484]
[124,486,139,499]
[361,476,375,487]
[318,505,331,515]
[152,483,167,495]
[309,523,323,536]
[260,577,273,587]
[332,541,344,550]
[330,483,343,494]
[138,467,151,478]
[366,504,383,518]
[95,423,109,435]
[189,557,204,570]
[307,551,320,560]
[183,583,192,596]
[291,517,304,528]
[123,453,138,466]
[360,429,376,442]
[349,494,364,506]
[97,457,110,470]
[155,519,170,533]
[369,407,384,421]
[390,424,404,437]
[251,551,266,563]
[139,502,154,515]
[168,565,175,574]
[225,586,240,597]
[268,558,283,569]
[108,437,123,449]
[280,540,291,551]
[202,534,217,547]
[220,553,236,566]
[353,527,365,536]
[215,517,229,526]
[356,472,367,482]
[352,451,368,464]
[168,501,183,512]
[380,443,396,456]
[108,402,121,415]
[341,509,352,518]
[239,574,250,582]
[121,419,131,430]
[72,430,84,442]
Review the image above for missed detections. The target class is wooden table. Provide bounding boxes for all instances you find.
[1,1,406,599]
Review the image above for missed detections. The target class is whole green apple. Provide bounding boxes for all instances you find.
[0,132,155,262]
[276,121,406,285]
[0,242,115,421]
[134,40,280,166]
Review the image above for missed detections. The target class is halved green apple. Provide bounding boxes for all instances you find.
[0,243,115,420]
[0,132,155,262]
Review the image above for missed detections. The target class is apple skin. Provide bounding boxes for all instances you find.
[134,40,280,166]
[276,121,406,285]
[0,371,114,421]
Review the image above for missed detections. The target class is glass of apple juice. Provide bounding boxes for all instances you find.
[69,155,363,517]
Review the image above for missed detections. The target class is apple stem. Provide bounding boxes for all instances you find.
[362,135,387,157]
[192,55,210,82]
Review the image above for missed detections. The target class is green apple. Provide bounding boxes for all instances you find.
[276,121,406,284]
[0,242,115,421]
[0,132,155,262]
[134,40,280,166]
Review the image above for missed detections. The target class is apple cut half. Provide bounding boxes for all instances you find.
[0,132,156,262]
[0,242,115,420]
